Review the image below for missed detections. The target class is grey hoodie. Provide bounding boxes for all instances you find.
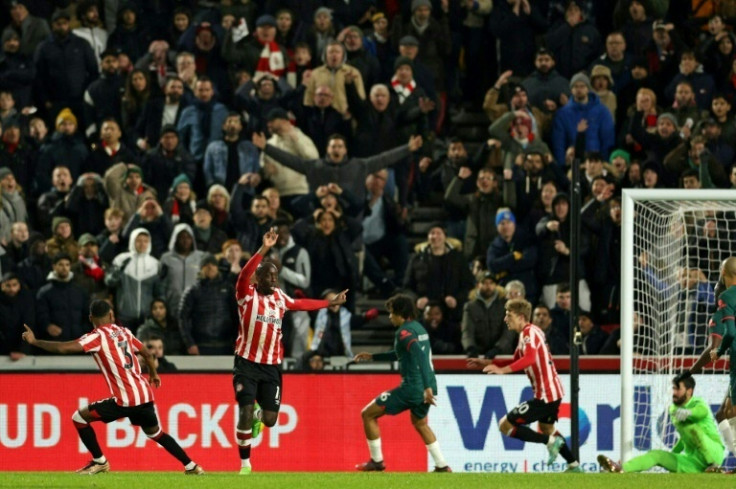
[106,228,162,322]
[159,223,205,316]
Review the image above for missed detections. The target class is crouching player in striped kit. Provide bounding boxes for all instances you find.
[21,300,203,475]
[233,228,348,474]
[468,298,583,472]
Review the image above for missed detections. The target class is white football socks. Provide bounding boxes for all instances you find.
[718,419,736,455]
[426,441,447,468]
[367,438,383,462]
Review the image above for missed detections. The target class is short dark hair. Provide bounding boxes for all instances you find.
[52,252,72,265]
[272,218,291,228]
[165,75,183,86]
[674,375,695,390]
[90,299,112,319]
[448,137,464,145]
[327,133,347,145]
[146,333,164,343]
[584,151,604,162]
[1,272,19,283]
[556,283,571,294]
[534,304,551,314]
[385,294,417,320]
[681,168,699,180]
[252,195,269,205]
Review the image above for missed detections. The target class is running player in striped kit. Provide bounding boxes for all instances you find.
[233,228,347,474]
[468,298,583,472]
[21,300,203,475]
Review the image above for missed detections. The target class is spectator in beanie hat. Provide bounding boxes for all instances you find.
[46,216,79,264]
[71,233,109,300]
[36,108,90,191]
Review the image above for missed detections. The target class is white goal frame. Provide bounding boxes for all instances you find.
[621,189,736,462]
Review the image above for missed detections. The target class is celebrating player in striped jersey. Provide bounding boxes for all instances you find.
[233,227,347,474]
[468,298,583,472]
[21,300,203,475]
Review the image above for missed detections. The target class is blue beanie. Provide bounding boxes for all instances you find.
[495,209,516,227]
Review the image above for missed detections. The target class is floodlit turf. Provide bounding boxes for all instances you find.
[3,472,736,489]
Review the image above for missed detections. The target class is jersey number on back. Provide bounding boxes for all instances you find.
[117,340,133,369]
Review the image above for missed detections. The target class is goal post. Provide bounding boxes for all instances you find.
[621,189,736,464]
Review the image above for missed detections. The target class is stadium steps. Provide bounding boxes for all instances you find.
[350,202,448,349]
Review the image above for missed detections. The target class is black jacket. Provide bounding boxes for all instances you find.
[35,273,90,343]
[83,74,124,138]
[65,179,109,236]
[178,274,237,349]
[16,254,51,294]
[0,286,35,355]
[461,293,515,358]
[97,229,126,265]
[36,133,90,192]
[291,216,361,298]
[84,142,139,176]
[0,140,36,196]
[136,97,186,145]
[295,105,352,157]
[141,144,197,203]
[404,244,474,306]
[0,51,34,108]
[33,32,98,106]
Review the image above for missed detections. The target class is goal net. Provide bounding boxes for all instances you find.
[621,189,736,467]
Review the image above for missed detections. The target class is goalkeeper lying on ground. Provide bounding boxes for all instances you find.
[598,376,724,473]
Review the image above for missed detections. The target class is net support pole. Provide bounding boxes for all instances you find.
[569,157,581,460]
[620,190,635,463]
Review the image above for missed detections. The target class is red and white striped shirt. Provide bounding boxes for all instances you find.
[235,254,329,364]
[77,324,154,407]
[509,323,564,403]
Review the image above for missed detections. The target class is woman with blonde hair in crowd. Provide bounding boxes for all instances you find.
[206,184,231,234]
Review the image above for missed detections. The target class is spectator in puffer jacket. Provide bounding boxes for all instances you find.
[461,271,515,359]
[486,208,539,303]
[551,73,615,167]
[159,223,204,317]
[403,222,474,321]
[35,252,90,347]
[0,272,35,360]
[179,253,237,355]
[105,228,162,330]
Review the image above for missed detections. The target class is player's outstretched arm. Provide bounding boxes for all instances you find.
[687,337,721,375]
[21,324,83,354]
[467,358,493,369]
[328,289,349,306]
[353,352,373,363]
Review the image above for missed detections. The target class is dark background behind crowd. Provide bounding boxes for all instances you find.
[0,0,734,369]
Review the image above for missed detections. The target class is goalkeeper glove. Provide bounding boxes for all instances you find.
[673,408,691,422]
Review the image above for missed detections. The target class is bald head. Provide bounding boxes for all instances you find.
[721,257,736,285]
[255,261,279,295]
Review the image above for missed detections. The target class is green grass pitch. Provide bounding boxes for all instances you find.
[3,472,736,489]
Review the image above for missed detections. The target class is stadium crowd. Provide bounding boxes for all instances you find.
[0,0,734,367]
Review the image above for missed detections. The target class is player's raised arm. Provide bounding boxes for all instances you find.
[21,324,84,354]
[236,228,279,299]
